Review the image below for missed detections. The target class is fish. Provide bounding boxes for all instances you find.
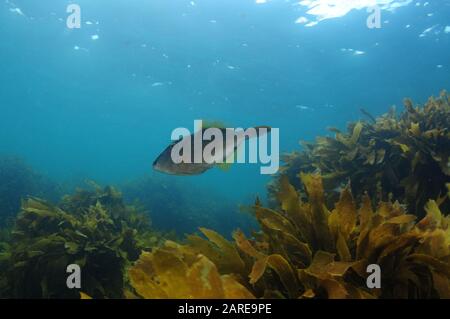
[153,125,271,175]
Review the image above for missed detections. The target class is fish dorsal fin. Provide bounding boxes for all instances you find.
[201,120,227,130]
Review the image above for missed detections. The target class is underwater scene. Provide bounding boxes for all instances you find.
[0,0,449,300]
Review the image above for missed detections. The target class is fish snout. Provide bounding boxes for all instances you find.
[152,157,162,171]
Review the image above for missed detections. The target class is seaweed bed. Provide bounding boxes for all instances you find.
[0,92,449,299]
[0,156,61,226]
[269,91,450,217]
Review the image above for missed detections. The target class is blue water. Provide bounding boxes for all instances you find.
[1,0,449,232]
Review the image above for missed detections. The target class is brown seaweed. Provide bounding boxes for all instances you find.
[269,91,450,217]
[0,186,161,298]
[129,174,449,299]
[128,240,255,299]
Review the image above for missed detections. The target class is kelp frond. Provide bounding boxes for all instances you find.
[128,240,255,299]
[269,91,450,217]
[130,174,450,299]
[1,186,162,298]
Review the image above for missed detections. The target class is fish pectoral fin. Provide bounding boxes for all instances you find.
[216,152,235,171]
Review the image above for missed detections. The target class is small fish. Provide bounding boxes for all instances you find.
[153,125,271,175]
